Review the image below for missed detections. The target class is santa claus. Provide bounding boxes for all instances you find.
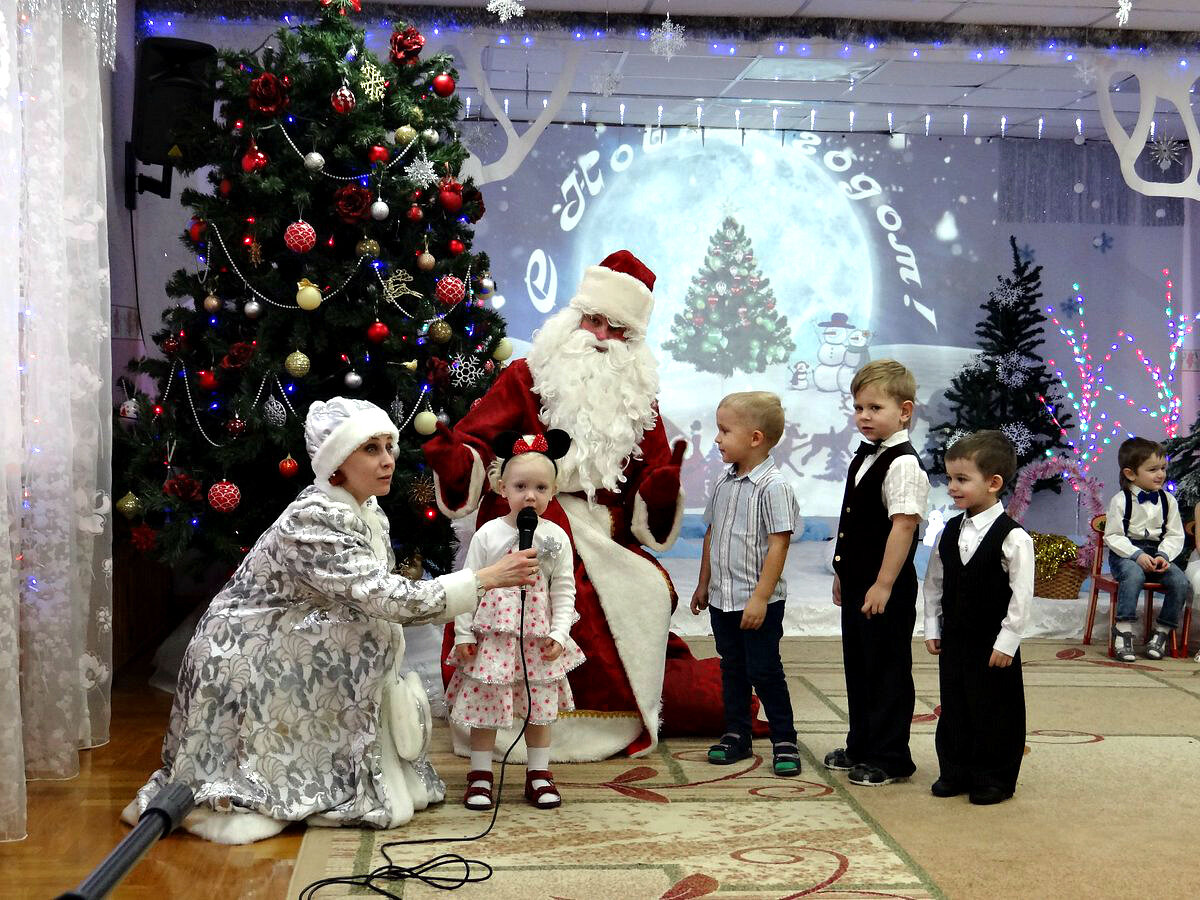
[424,250,735,761]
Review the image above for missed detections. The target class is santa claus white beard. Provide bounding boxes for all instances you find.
[527,309,660,498]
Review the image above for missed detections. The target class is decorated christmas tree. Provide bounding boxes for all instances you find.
[1165,411,1200,518]
[663,216,793,376]
[928,236,1070,475]
[114,2,509,576]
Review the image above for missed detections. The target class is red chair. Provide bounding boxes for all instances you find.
[1082,514,1193,658]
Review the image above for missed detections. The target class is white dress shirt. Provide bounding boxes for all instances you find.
[1102,488,1184,561]
[923,502,1034,657]
[853,428,930,519]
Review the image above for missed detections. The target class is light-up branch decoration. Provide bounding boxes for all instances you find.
[1039,267,1193,475]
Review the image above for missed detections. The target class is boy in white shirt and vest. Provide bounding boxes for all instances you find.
[923,430,1033,805]
[1103,436,1188,662]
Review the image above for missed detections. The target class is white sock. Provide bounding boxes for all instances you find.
[1155,624,1171,635]
[466,750,494,808]
[526,746,558,803]
[1115,622,1133,635]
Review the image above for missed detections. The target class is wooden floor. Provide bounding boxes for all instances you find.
[0,660,301,899]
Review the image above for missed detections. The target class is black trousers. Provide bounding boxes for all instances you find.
[935,638,1025,794]
[709,601,796,746]
[840,582,917,776]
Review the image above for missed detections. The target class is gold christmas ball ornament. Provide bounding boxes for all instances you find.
[356,238,381,257]
[116,491,144,520]
[394,124,418,145]
[284,350,311,377]
[413,410,438,435]
[428,320,452,343]
[416,251,436,272]
[203,293,222,313]
[295,278,323,311]
[409,107,424,124]
[492,337,513,361]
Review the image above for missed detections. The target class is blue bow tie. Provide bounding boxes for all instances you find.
[1137,490,1160,504]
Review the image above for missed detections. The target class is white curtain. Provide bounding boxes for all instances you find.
[0,0,115,842]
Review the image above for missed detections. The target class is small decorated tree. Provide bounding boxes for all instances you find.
[928,235,1071,476]
[1165,410,1200,519]
[663,215,793,376]
[113,2,508,576]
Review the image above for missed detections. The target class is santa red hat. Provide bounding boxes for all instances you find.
[569,249,656,337]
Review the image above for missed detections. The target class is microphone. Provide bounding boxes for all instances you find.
[516,506,538,551]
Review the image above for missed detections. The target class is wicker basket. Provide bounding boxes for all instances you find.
[1034,563,1088,599]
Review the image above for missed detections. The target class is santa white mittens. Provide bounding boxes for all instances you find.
[388,670,434,761]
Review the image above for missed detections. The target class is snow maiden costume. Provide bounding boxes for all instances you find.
[123,398,479,844]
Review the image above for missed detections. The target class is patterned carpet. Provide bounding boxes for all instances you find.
[289,638,1200,899]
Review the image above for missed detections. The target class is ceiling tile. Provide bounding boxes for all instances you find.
[863,59,1014,87]
[946,5,1114,27]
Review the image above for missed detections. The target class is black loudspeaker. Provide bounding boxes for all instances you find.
[125,37,217,209]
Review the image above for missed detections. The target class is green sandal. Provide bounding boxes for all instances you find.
[772,742,802,777]
[707,733,752,765]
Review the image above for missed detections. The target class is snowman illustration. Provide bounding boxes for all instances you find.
[837,328,872,393]
[789,360,810,390]
[813,312,854,392]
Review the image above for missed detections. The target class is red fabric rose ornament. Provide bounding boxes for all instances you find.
[247,73,290,116]
[390,26,425,66]
[219,341,256,370]
[332,184,373,223]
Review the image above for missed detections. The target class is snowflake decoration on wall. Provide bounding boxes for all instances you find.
[449,353,485,388]
[1149,136,1186,172]
[995,351,1031,387]
[1017,243,1036,265]
[1001,422,1034,456]
[359,60,386,102]
[1116,0,1133,28]
[486,0,525,23]
[991,279,1023,308]
[946,429,971,449]
[1073,55,1099,86]
[591,68,622,97]
[404,147,438,188]
[650,14,686,61]
[1092,231,1114,254]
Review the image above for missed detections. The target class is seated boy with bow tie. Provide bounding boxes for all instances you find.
[1103,436,1188,661]
[826,359,929,788]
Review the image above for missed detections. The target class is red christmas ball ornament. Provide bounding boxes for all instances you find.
[241,140,269,173]
[187,218,206,243]
[367,144,390,164]
[161,336,180,354]
[207,480,241,513]
[219,178,232,197]
[283,219,317,253]
[435,275,466,306]
[367,320,390,343]
[484,360,495,373]
[707,296,719,307]
[196,369,219,391]
[692,315,704,326]
[439,186,463,213]
[225,416,247,436]
[406,204,424,222]
[448,238,466,256]
[331,84,356,114]
[431,73,456,97]
[278,455,299,478]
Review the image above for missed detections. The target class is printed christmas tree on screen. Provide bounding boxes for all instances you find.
[928,235,1071,475]
[114,1,509,575]
[664,216,794,377]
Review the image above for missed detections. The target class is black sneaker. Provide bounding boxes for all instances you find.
[823,748,856,771]
[1145,631,1168,660]
[1112,628,1136,662]
[969,785,1013,805]
[848,763,904,786]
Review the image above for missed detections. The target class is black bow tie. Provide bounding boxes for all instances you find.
[1137,489,1160,504]
[855,441,879,457]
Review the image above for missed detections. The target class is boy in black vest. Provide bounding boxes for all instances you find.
[826,360,929,787]
[923,430,1032,805]
[1103,436,1187,662]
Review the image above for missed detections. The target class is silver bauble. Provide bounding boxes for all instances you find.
[303,151,326,172]
[421,128,440,146]
[370,200,390,221]
[437,411,451,425]
[263,395,287,427]
[344,370,364,389]
[243,300,262,319]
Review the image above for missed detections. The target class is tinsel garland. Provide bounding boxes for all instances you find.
[1008,456,1105,571]
[136,2,1200,53]
[1029,532,1086,583]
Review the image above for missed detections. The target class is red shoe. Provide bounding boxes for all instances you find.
[463,770,494,810]
[524,769,562,809]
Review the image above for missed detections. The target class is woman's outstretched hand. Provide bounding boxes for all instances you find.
[477,548,539,589]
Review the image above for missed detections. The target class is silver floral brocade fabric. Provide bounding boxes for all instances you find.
[132,485,451,827]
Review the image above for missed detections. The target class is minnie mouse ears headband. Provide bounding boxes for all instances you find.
[491,429,571,474]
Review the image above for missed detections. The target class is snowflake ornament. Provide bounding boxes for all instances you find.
[1116,0,1133,28]
[390,395,405,424]
[359,60,386,102]
[1149,136,1186,172]
[1001,422,1034,456]
[591,68,622,97]
[404,147,438,189]
[1073,55,1099,86]
[263,394,287,427]
[650,14,686,61]
[449,353,485,388]
[995,351,1031,387]
[946,429,971,449]
[992,279,1023,308]
[486,0,525,23]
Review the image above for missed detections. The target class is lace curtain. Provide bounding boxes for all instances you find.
[0,0,114,842]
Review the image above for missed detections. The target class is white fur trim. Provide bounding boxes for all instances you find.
[433,445,486,519]
[436,569,481,620]
[181,807,287,844]
[569,265,654,336]
[310,407,399,485]
[630,489,685,553]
